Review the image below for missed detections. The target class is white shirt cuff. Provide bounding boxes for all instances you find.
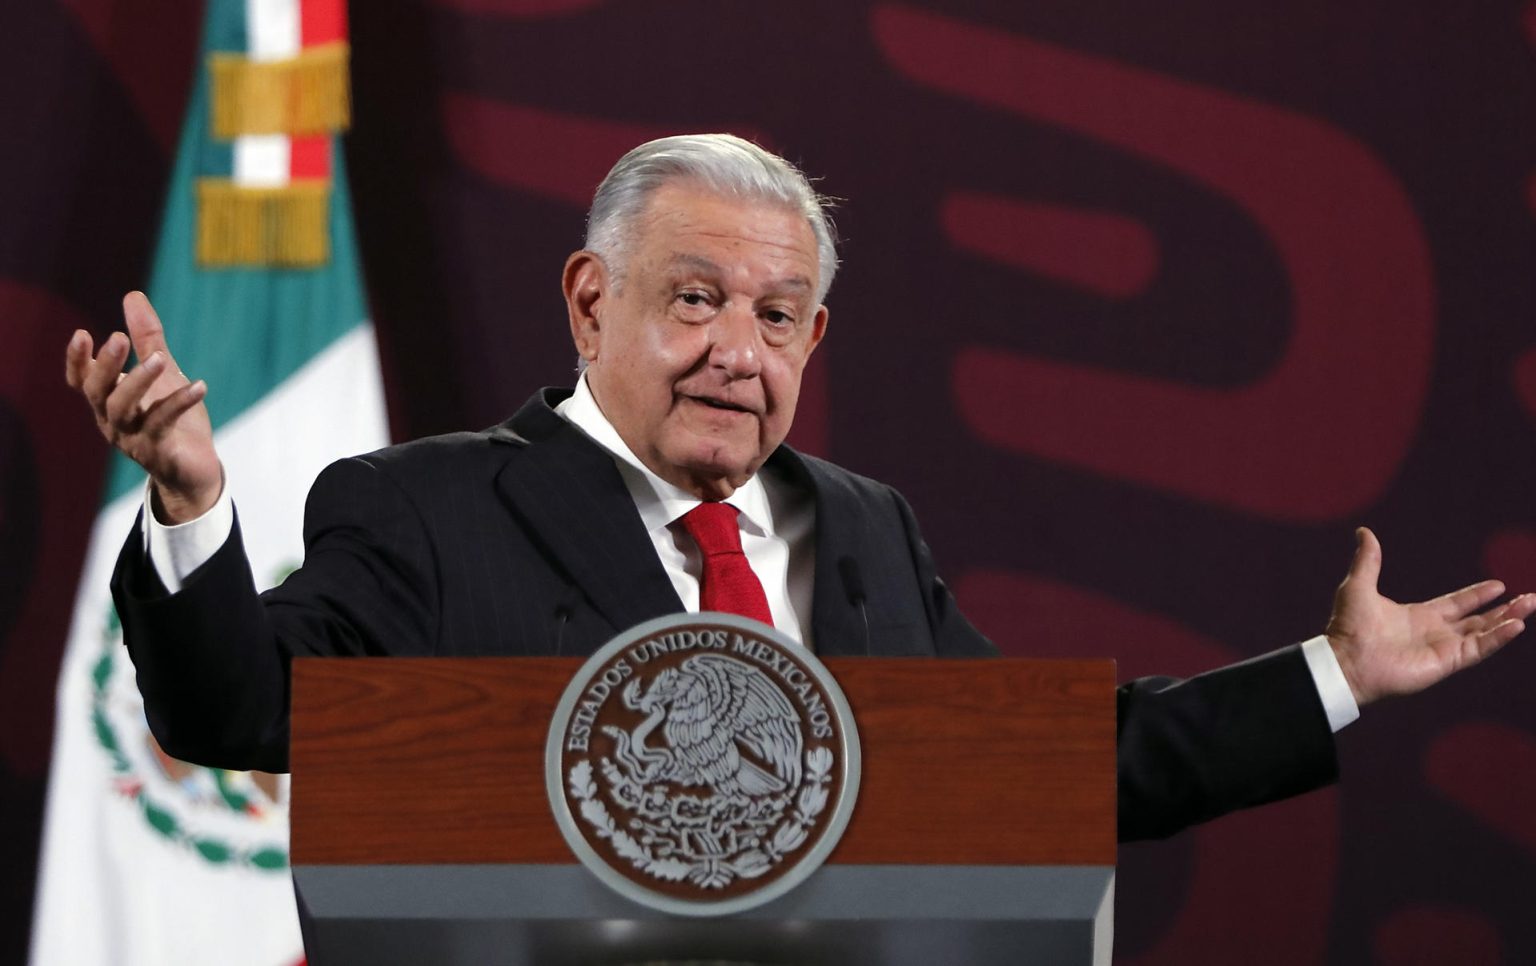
[1299,634,1360,732]
[141,478,234,595]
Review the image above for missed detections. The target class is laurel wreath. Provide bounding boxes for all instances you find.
[90,604,289,871]
[569,745,834,890]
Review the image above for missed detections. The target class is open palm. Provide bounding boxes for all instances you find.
[1325,528,1533,705]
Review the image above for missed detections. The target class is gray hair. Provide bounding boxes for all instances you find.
[584,134,839,303]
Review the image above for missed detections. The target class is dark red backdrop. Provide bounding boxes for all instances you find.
[5,1,1535,963]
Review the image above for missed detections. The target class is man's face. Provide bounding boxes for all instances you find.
[565,182,828,499]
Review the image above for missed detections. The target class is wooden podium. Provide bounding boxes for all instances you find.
[290,657,1117,965]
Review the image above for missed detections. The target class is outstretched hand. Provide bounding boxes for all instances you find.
[1326,527,1534,706]
[64,292,221,523]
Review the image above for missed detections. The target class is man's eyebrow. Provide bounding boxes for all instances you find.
[768,275,814,294]
[663,254,814,294]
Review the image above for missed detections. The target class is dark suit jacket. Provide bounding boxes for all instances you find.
[112,388,1337,840]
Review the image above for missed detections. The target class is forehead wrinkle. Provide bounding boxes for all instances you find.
[634,186,823,294]
[660,253,816,300]
[664,253,726,279]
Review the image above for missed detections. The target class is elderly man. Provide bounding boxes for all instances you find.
[65,134,1532,840]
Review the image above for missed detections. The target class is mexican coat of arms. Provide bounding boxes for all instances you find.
[546,613,861,916]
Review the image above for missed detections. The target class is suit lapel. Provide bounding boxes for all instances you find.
[770,447,872,657]
[491,391,684,635]
[491,395,876,653]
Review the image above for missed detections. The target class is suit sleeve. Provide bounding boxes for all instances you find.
[887,484,1338,840]
[1115,646,1338,840]
[110,456,439,773]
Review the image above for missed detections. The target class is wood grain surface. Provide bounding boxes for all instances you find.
[290,657,1115,867]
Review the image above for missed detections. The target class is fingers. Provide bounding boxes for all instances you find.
[1470,592,1536,629]
[103,351,168,431]
[1509,592,1536,622]
[64,329,94,389]
[123,291,172,365]
[1451,598,1511,635]
[1470,616,1526,662]
[1447,594,1533,661]
[1346,526,1382,588]
[138,379,208,436]
[79,331,131,424]
[1434,579,1508,620]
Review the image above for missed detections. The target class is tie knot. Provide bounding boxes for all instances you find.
[682,502,744,556]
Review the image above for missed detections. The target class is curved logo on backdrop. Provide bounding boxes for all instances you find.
[91,594,291,871]
[547,613,861,916]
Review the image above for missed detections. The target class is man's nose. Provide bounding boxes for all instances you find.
[708,305,761,378]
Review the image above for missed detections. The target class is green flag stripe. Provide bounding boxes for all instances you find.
[193,0,243,179]
[205,0,248,55]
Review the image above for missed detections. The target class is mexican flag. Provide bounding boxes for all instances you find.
[31,1,384,963]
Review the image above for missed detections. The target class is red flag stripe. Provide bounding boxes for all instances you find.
[301,0,346,47]
[288,136,330,180]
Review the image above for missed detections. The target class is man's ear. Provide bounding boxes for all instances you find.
[805,304,829,359]
[563,251,608,363]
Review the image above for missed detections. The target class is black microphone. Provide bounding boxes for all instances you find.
[837,557,871,656]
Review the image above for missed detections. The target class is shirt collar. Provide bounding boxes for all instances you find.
[555,373,775,537]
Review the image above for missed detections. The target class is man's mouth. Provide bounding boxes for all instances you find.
[686,395,755,414]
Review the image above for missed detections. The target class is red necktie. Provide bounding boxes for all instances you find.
[682,502,773,625]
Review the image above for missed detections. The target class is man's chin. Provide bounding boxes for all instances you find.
[659,444,762,500]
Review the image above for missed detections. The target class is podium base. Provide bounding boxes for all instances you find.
[294,863,1114,966]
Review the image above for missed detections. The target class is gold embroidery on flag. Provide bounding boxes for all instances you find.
[209,42,351,139]
[196,179,330,267]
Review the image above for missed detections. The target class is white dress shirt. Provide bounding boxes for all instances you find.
[140,378,1357,728]
[554,374,817,647]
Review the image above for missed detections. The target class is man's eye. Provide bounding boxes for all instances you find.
[762,309,794,326]
[678,292,710,307]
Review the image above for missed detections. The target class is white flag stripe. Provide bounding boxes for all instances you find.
[234,134,292,188]
[246,0,300,61]
[223,324,388,556]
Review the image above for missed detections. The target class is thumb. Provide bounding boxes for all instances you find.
[123,291,173,366]
[1347,526,1382,589]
